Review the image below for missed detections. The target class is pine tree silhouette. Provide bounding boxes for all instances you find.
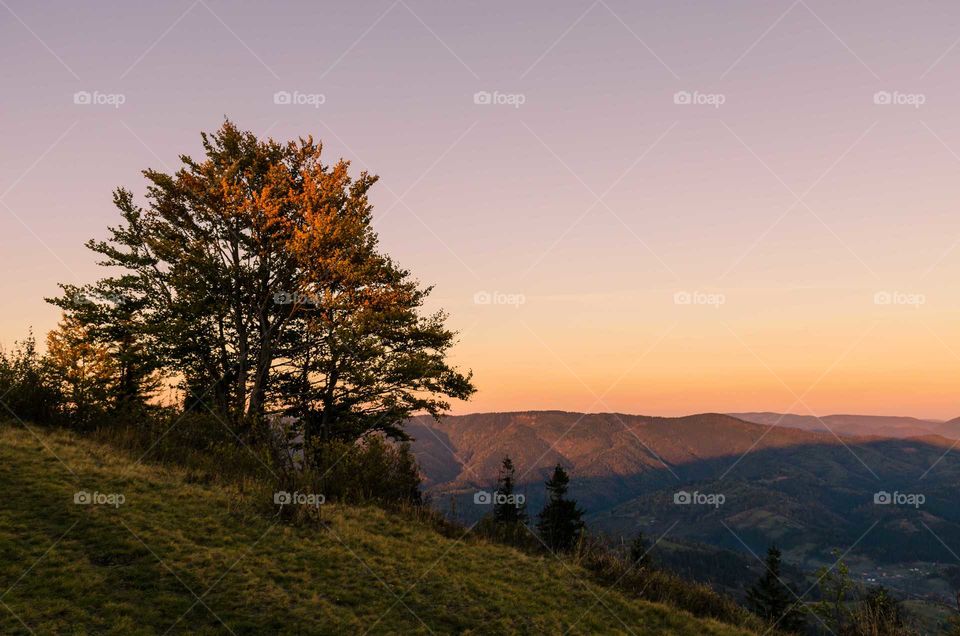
[536,464,584,552]
[629,531,653,569]
[746,545,806,633]
[493,456,527,525]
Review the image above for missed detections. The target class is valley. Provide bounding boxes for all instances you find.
[409,410,960,619]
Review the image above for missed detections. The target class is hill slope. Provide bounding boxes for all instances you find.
[0,422,753,635]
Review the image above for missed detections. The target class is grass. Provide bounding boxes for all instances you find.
[0,422,758,635]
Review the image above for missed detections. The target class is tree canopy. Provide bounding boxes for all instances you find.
[49,120,474,449]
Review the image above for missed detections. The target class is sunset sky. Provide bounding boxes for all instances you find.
[3,1,960,418]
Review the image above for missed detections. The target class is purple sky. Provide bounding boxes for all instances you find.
[3,1,960,417]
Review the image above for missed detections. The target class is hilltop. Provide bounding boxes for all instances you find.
[0,421,755,635]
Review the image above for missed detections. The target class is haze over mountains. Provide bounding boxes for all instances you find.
[408,411,960,601]
[730,412,960,440]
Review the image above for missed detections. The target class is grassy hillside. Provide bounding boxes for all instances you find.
[0,422,756,635]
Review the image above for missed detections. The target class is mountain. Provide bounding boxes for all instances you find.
[932,416,960,439]
[0,422,753,635]
[408,411,960,605]
[728,412,952,439]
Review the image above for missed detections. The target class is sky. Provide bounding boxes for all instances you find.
[2,1,960,419]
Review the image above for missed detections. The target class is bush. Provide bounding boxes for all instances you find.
[0,333,62,425]
[472,515,541,551]
[293,436,422,504]
[94,411,279,485]
[571,533,767,632]
[844,586,915,636]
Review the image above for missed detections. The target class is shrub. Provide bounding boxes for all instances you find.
[0,332,62,425]
[571,533,766,631]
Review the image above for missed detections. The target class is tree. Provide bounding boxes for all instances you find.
[45,315,115,427]
[0,330,61,423]
[493,456,527,525]
[812,548,854,634]
[49,119,474,442]
[628,531,653,570]
[536,464,584,552]
[745,545,806,633]
[48,287,160,413]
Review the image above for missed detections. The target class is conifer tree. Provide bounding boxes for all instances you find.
[493,456,527,525]
[629,531,653,569]
[536,464,584,552]
[746,545,806,633]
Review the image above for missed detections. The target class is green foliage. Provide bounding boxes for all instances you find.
[0,332,62,424]
[573,533,766,632]
[295,436,423,506]
[813,548,856,633]
[536,464,585,553]
[47,286,161,414]
[846,586,908,635]
[744,545,806,633]
[811,551,918,636]
[93,411,424,512]
[48,119,474,443]
[629,531,653,570]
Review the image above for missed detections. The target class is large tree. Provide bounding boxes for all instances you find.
[50,120,474,441]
